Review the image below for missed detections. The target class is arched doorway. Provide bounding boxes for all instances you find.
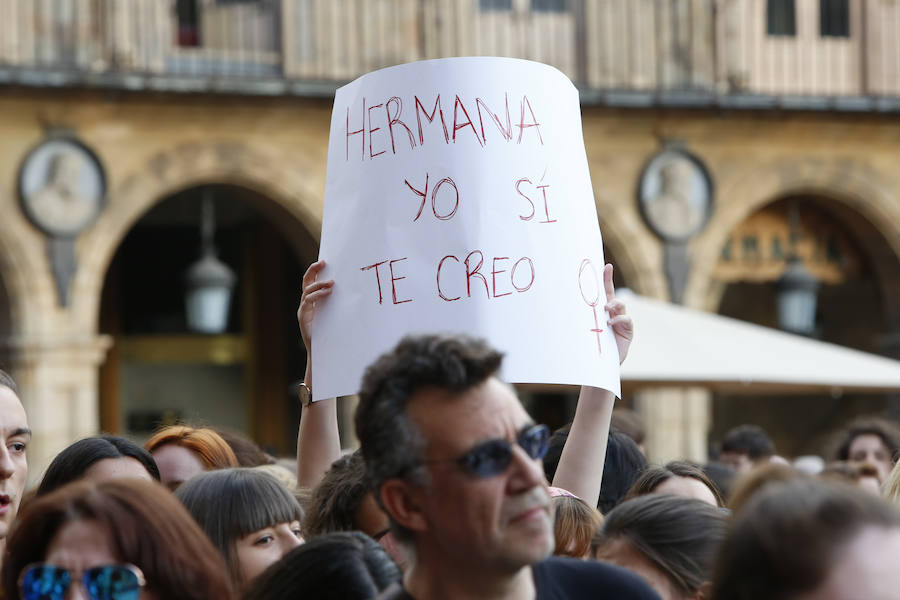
[709,195,900,457]
[98,184,315,455]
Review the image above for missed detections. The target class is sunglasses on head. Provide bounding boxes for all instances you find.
[19,563,145,600]
[425,424,550,478]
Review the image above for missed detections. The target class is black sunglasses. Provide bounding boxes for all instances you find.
[425,424,550,478]
[19,563,145,600]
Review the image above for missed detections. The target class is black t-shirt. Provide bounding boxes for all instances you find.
[533,556,661,599]
[377,557,661,599]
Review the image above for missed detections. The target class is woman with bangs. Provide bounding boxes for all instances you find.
[175,468,304,590]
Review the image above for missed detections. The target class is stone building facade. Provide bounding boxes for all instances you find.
[1,0,899,479]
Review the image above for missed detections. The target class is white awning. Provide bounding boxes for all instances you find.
[619,290,900,394]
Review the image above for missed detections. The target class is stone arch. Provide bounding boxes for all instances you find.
[72,140,325,334]
[594,191,668,299]
[0,194,58,342]
[686,157,900,325]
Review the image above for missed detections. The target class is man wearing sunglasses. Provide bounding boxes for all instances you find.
[356,332,658,600]
[0,370,30,571]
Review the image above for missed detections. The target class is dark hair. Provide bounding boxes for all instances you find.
[710,479,900,600]
[355,334,503,541]
[304,450,370,538]
[545,427,647,514]
[832,416,900,464]
[212,427,275,467]
[36,435,160,497]
[0,369,16,393]
[552,495,602,558]
[1,479,234,600]
[625,460,725,507]
[175,468,304,588]
[703,461,737,503]
[611,409,645,446]
[596,495,728,596]
[721,424,775,460]
[243,531,401,600]
[542,423,570,482]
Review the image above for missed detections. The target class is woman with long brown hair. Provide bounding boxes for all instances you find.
[2,479,234,600]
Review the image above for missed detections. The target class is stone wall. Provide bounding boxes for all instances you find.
[2,88,900,475]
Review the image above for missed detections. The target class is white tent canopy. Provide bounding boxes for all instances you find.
[618,290,900,394]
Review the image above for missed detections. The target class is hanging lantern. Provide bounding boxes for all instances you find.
[776,255,819,336]
[185,191,236,334]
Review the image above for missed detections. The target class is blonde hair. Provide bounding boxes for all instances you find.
[820,461,879,485]
[145,425,239,470]
[728,463,803,515]
[552,495,603,558]
[253,464,298,492]
[882,460,900,504]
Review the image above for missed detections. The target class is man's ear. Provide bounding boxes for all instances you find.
[379,479,429,534]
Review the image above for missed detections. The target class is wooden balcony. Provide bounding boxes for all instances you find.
[0,0,898,107]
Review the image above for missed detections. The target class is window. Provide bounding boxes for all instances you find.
[767,0,796,36]
[478,0,567,13]
[820,0,850,37]
[176,0,200,47]
[532,0,567,12]
[479,0,512,10]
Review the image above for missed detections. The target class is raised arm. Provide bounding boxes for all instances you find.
[551,264,633,508]
[295,260,342,489]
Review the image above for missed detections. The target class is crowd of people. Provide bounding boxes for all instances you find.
[0,260,899,599]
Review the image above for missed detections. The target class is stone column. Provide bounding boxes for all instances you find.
[635,386,711,464]
[4,334,111,486]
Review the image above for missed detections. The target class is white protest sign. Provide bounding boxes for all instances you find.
[313,57,620,400]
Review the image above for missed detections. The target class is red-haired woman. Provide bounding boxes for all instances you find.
[145,425,239,490]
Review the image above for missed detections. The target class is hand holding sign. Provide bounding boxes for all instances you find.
[298,260,334,385]
[313,57,620,400]
[603,264,633,365]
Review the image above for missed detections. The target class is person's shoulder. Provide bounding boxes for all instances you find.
[533,556,661,600]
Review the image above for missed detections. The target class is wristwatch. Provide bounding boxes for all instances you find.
[298,383,312,408]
